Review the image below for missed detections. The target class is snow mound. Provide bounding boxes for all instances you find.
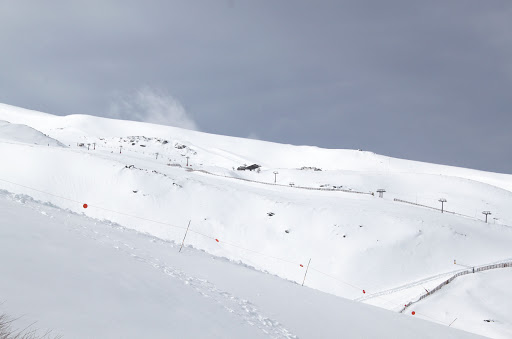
[0,120,66,147]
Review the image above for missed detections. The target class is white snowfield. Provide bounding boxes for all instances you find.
[0,119,65,147]
[413,269,512,339]
[0,102,511,338]
[0,191,480,339]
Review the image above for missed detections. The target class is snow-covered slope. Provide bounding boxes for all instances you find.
[0,191,481,338]
[412,269,512,338]
[0,102,511,337]
[0,119,65,147]
[0,103,510,191]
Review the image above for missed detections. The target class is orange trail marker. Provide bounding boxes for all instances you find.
[83,204,88,209]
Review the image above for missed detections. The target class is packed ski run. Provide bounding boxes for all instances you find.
[1,102,511,338]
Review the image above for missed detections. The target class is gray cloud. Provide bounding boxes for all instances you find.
[0,0,511,173]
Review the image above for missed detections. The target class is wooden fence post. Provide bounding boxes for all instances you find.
[179,220,191,253]
[302,258,312,286]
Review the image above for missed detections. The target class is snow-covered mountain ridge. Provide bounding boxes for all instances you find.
[1,103,510,189]
[0,119,65,147]
[1,102,511,338]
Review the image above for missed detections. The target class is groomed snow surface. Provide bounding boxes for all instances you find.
[0,102,511,338]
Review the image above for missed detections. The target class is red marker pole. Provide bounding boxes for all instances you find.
[83,203,88,209]
[302,258,311,286]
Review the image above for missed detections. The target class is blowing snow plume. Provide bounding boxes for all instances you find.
[108,87,199,130]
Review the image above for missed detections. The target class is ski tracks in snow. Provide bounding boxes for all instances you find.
[12,194,297,339]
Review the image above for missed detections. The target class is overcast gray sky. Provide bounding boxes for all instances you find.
[1,0,511,173]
